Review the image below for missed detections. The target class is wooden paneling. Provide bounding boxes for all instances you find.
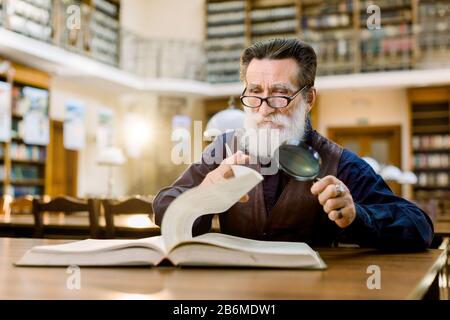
[10,62,50,89]
[46,121,78,197]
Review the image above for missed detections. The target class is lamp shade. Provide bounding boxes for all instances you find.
[97,147,126,166]
[380,165,403,181]
[398,171,418,185]
[204,97,245,140]
[362,157,381,173]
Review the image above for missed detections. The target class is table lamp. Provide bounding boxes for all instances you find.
[204,96,245,141]
[97,147,126,197]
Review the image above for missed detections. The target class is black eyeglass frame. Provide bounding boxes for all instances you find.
[240,85,309,109]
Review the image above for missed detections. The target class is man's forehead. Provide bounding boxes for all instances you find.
[245,58,299,87]
[247,82,293,90]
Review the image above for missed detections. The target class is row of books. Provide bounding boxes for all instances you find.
[207,72,240,84]
[414,154,449,169]
[359,9,412,25]
[412,135,450,150]
[207,61,239,73]
[206,37,246,50]
[90,1,119,66]
[250,6,297,22]
[10,185,43,197]
[207,24,246,38]
[8,0,51,25]
[360,0,410,10]
[11,165,41,180]
[251,20,297,35]
[93,0,119,18]
[302,13,351,29]
[10,143,46,162]
[208,11,245,25]
[207,1,245,14]
[302,0,353,16]
[417,172,449,187]
[5,0,53,42]
[207,48,242,63]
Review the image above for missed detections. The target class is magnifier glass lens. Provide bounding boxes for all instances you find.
[278,143,321,181]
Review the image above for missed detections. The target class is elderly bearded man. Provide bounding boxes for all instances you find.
[153,38,433,251]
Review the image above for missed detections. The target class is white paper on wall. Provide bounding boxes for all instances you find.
[23,86,49,146]
[64,100,86,150]
[0,81,11,142]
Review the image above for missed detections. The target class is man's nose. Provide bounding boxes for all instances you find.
[258,100,275,117]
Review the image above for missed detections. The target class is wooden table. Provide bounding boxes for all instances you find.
[0,213,160,238]
[0,238,446,300]
[435,221,450,237]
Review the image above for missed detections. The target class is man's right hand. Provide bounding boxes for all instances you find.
[199,150,250,203]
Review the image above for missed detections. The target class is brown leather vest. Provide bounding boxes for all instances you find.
[219,130,344,246]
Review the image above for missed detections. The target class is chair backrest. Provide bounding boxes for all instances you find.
[102,196,154,238]
[32,196,101,238]
[10,196,33,215]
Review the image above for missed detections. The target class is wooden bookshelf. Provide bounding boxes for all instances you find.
[205,0,449,81]
[52,0,121,67]
[409,87,450,218]
[206,0,248,83]
[0,61,50,198]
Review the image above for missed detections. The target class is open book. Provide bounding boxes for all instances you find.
[16,166,326,269]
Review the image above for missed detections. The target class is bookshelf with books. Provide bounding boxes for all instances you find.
[301,0,359,75]
[205,0,450,83]
[359,0,415,72]
[206,0,248,83]
[249,0,299,43]
[0,62,50,198]
[410,88,450,219]
[2,0,53,42]
[415,0,450,69]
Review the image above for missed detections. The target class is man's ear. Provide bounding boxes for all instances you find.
[306,87,316,112]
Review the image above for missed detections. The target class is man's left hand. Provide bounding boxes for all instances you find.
[310,175,356,228]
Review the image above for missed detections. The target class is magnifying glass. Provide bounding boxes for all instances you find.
[275,139,321,182]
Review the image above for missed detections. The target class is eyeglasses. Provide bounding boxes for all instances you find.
[240,85,308,109]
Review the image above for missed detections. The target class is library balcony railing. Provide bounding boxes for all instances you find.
[0,0,207,82]
[0,0,449,84]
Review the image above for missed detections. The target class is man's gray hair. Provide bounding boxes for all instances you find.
[240,38,317,92]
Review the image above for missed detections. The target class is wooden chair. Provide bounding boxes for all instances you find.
[102,196,155,238]
[9,196,33,215]
[32,196,101,238]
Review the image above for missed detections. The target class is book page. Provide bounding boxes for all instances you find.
[176,232,317,256]
[161,165,263,252]
[29,236,166,255]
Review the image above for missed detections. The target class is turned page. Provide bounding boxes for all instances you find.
[161,165,263,252]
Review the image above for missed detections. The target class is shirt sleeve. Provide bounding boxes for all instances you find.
[152,134,225,236]
[337,149,434,251]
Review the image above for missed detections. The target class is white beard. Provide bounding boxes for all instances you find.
[241,100,309,160]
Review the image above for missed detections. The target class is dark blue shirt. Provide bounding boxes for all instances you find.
[334,149,434,251]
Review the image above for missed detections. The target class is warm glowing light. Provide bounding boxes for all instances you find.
[124,214,152,228]
[124,113,151,158]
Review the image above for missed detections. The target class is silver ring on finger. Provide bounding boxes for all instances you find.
[335,183,345,197]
